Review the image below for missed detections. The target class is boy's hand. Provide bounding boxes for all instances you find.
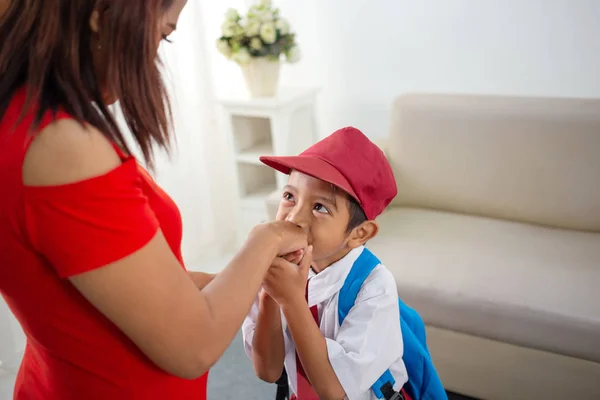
[260,248,304,300]
[263,246,313,307]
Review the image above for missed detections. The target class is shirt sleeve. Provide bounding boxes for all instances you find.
[242,296,261,360]
[326,266,405,400]
[242,294,294,361]
[23,158,160,278]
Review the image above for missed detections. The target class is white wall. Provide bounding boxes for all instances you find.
[205,0,600,138]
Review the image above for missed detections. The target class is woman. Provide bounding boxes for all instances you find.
[0,1,308,399]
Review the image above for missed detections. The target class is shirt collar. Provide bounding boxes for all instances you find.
[307,246,365,307]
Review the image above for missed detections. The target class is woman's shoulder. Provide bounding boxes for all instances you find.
[23,118,123,187]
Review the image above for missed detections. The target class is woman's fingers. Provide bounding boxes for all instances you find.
[281,249,304,264]
[271,221,307,256]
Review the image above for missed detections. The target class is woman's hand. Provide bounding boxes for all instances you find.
[251,221,308,257]
[281,248,305,264]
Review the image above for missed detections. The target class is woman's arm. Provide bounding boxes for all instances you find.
[23,120,307,379]
[72,229,283,379]
[189,272,216,290]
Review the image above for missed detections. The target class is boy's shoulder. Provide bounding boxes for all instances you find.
[361,257,398,297]
[338,248,398,300]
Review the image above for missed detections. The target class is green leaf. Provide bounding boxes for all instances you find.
[230,40,241,52]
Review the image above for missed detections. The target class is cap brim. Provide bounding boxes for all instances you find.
[260,155,360,203]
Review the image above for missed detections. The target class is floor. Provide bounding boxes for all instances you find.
[0,331,478,400]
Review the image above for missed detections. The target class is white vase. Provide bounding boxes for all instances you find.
[241,58,281,98]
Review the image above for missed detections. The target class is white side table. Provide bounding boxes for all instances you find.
[219,87,319,215]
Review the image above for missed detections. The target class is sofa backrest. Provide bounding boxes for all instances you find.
[387,93,600,232]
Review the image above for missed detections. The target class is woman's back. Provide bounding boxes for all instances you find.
[0,89,207,399]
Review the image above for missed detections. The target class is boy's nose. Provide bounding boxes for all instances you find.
[286,211,310,233]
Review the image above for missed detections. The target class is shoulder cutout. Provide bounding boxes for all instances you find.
[23,119,122,187]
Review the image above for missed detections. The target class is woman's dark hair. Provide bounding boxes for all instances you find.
[0,0,174,165]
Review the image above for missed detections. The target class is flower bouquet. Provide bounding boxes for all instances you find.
[216,0,300,97]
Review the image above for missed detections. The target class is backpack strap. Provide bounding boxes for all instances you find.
[275,369,290,400]
[338,248,397,399]
[338,248,380,325]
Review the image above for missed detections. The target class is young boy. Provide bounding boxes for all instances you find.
[242,126,408,400]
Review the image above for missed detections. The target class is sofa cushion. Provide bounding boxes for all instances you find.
[369,208,600,363]
[387,94,600,232]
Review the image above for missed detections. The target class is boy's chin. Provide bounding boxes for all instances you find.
[311,248,352,272]
[310,247,328,262]
[309,251,328,270]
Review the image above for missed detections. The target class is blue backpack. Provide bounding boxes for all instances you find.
[337,248,448,400]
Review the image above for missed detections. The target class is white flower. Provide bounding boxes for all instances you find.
[260,22,277,44]
[221,20,241,37]
[260,11,274,23]
[248,7,263,21]
[259,0,272,6]
[233,47,251,65]
[245,19,261,36]
[275,18,290,35]
[216,38,232,58]
[250,37,263,51]
[285,45,301,63]
[225,8,239,22]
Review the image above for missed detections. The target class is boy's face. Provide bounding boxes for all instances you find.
[275,171,376,271]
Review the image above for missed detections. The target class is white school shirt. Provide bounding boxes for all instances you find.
[242,246,408,400]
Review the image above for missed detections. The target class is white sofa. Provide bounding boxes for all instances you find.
[266,94,600,399]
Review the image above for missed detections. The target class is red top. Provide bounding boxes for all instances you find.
[0,89,208,399]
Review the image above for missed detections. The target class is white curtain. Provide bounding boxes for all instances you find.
[126,0,238,267]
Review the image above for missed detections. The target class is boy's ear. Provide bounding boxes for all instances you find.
[347,220,379,248]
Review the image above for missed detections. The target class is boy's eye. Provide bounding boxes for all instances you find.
[313,203,330,214]
[282,192,294,202]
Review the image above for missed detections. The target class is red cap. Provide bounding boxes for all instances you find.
[260,126,397,220]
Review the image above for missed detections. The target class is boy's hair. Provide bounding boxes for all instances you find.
[330,184,367,231]
[347,195,367,231]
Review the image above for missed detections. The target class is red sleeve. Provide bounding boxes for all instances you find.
[23,158,160,278]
